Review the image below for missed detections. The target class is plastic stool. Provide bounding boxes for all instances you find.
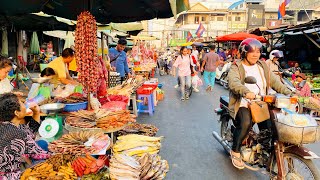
[137,93,154,116]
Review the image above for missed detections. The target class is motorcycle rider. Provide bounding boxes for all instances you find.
[265,49,283,76]
[228,38,292,169]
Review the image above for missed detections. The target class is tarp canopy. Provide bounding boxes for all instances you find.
[0,0,190,24]
[216,32,267,43]
[0,13,75,31]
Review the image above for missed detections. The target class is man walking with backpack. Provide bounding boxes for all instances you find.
[201,44,220,92]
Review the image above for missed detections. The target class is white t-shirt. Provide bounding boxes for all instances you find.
[0,78,13,94]
[192,50,199,61]
[240,64,267,108]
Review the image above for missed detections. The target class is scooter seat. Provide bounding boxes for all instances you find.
[220,96,229,107]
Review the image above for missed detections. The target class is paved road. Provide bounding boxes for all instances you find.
[138,75,320,180]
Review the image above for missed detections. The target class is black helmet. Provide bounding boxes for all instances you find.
[239,38,262,59]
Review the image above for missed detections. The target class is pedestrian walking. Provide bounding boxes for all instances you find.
[173,46,195,101]
[201,44,220,91]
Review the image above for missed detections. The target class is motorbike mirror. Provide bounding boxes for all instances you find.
[244,76,257,84]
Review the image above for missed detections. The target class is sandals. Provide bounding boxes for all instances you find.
[230,151,245,170]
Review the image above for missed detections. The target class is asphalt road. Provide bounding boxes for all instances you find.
[138,75,320,180]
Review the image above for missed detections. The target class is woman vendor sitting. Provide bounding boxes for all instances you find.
[0,93,50,179]
[295,73,311,97]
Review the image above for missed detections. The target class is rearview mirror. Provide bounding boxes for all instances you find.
[244,76,257,84]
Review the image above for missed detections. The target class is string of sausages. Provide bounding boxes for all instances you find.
[75,11,99,93]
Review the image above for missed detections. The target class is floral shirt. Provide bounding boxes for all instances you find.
[0,122,49,179]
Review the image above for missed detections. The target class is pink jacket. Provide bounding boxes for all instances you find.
[297,81,311,97]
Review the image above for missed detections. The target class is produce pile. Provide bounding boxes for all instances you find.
[46,154,77,171]
[113,134,162,156]
[75,11,99,93]
[48,131,110,155]
[108,77,145,97]
[21,156,77,180]
[312,77,320,89]
[66,109,136,131]
[118,123,159,136]
[299,97,320,110]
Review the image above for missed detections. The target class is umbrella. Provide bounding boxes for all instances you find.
[192,42,203,46]
[1,28,8,57]
[216,32,267,43]
[30,32,40,54]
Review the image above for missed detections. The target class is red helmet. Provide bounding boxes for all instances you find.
[239,38,262,59]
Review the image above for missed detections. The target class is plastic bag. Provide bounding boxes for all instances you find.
[192,75,203,87]
[53,84,75,98]
[28,83,40,99]
[278,111,317,127]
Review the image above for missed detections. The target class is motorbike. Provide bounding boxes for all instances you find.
[213,76,320,180]
[215,60,232,89]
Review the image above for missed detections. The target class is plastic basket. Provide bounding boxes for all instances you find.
[101,101,127,111]
[275,121,320,145]
[63,102,88,112]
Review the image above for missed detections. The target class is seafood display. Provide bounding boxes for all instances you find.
[48,131,110,155]
[118,123,159,136]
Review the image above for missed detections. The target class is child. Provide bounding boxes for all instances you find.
[40,67,56,77]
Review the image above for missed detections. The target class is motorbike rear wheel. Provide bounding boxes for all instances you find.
[271,152,320,180]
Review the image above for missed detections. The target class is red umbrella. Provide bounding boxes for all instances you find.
[216,32,267,43]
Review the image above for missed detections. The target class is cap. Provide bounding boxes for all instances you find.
[296,73,306,80]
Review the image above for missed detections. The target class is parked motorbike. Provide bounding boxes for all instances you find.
[213,76,320,179]
[215,60,232,89]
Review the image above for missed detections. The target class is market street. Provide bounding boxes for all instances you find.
[138,75,320,180]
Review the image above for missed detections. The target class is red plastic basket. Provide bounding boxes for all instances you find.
[101,101,127,111]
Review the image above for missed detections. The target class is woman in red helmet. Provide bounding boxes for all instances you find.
[228,38,291,169]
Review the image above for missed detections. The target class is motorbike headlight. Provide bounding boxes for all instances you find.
[275,97,291,108]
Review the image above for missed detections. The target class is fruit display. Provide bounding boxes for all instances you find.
[48,131,110,155]
[109,154,141,180]
[71,155,107,177]
[113,134,163,156]
[118,123,159,136]
[138,153,169,180]
[75,11,99,93]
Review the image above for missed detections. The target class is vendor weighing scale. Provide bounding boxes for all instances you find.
[39,103,65,142]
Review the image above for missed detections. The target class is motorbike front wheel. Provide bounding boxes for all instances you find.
[271,152,320,180]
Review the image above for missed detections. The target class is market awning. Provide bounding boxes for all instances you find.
[0,14,75,31]
[129,35,159,41]
[0,0,190,24]
[215,32,267,43]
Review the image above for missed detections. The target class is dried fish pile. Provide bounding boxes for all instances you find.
[118,123,159,137]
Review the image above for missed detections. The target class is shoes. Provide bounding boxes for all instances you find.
[185,95,189,100]
[193,88,199,92]
[210,86,213,91]
[174,84,179,89]
[181,97,185,101]
[206,85,211,91]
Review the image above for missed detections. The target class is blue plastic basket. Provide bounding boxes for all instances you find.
[158,83,163,89]
[63,102,88,112]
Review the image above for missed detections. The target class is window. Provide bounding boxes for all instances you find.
[202,16,206,22]
[210,16,215,21]
[228,17,232,21]
[235,16,241,21]
[240,4,243,8]
[194,16,200,24]
[217,17,224,21]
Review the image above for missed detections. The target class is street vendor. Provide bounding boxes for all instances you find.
[47,48,78,85]
[0,57,23,96]
[295,73,311,97]
[0,93,49,179]
[109,39,131,82]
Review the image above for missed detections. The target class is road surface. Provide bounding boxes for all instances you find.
[138,75,320,180]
